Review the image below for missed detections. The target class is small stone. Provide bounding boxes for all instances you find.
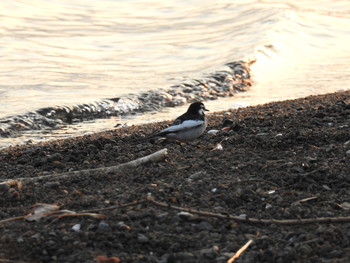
[72,224,81,232]
[265,203,273,210]
[325,147,333,152]
[216,256,230,262]
[346,150,350,155]
[237,163,246,169]
[103,143,113,151]
[196,221,213,231]
[48,231,57,237]
[47,153,63,162]
[213,206,226,213]
[291,166,304,173]
[297,244,313,256]
[169,252,195,262]
[208,129,220,135]
[116,221,131,231]
[212,143,223,151]
[47,240,56,247]
[87,223,97,231]
[43,182,60,189]
[222,119,234,127]
[322,185,331,191]
[305,157,317,163]
[188,171,205,182]
[156,213,169,220]
[98,221,110,231]
[200,245,219,259]
[230,123,244,131]
[239,214,247,219]
[31,233,41,240]
[177,212,200,222]
[137,233,149,243]
[0,184,10,192]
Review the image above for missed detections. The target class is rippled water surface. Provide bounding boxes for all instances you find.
[1,0,350,147]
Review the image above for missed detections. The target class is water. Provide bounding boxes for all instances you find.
[1,0,350,148]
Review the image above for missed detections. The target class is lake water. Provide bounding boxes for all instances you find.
[1,0,350,147]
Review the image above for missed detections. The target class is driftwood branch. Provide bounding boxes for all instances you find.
[0,149,168,184]
[81,200,147,213]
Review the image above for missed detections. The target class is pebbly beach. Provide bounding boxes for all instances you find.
[0,90,350,263]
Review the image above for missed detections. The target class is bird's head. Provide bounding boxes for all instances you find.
[188,102,209,115]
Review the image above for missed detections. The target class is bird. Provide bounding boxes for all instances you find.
[152,102,209,142]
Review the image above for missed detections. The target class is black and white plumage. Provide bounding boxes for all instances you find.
[154,102,209,142]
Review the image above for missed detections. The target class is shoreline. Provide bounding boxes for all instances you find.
[0,90,350,262]
[1,89,348,152]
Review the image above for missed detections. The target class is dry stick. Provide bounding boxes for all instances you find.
[146,197,350,225]
[0,216,27,224]
[300,166,323,176]
[227,239,253,263]
[65,197,350,226]
[0,148,168,184]
[3,196,350,226]
[55,212,105,219]
[81,200,147,213]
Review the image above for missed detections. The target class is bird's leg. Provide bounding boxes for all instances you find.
[176,141,186,153]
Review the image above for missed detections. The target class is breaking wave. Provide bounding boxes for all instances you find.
[0,61,253,138]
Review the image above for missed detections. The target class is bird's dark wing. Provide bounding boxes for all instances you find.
[172,112,205,125]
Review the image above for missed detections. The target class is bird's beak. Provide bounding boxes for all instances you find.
[204,108,209,111]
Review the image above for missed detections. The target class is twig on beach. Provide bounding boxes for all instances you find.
[227,239,253,263]
[0,149,168,185]
[80,196,350,226]
[55,212,106,220]
[0,216,28,224]
[145,196,350,225]
[3,195,350,226]
[81,200,147,213]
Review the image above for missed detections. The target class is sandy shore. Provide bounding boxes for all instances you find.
[0,90,350,263]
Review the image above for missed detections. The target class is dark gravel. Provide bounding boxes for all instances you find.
[0,91,350,263]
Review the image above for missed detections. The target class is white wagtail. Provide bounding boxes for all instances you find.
[150,102,209,143]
